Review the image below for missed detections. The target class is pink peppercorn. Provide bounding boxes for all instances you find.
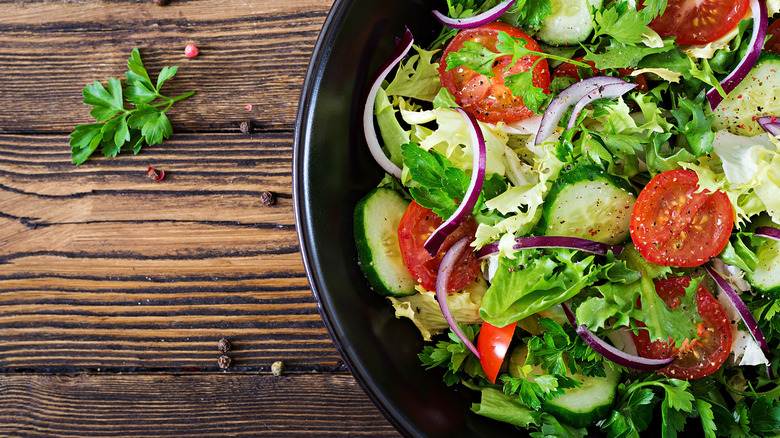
[184,44,199,58]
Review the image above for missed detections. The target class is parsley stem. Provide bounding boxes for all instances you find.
[152,91,196,112]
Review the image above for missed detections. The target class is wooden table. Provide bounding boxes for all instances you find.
[0,0,400,435]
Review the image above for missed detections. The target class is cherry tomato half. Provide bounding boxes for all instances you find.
[438,22,550,124]
[477,322,517,383]
[397,201,480,292]
[630,169,734,267]
[632,276,732,379]
[551,57,648,92]
[641,0,750,45]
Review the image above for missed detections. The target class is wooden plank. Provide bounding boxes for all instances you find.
[0,132,351,369]
[0,0,333,133]
[0,373,401,436]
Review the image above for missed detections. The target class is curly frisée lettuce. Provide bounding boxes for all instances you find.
[354,1,780,436]
[390,279,487,341]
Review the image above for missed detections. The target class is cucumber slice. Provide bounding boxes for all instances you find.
[751,239,780,298]
[535,0,603,46]
[535,165,636,245]
[508,346,621,428]
[711,52,780,136]
[354,188,417,297]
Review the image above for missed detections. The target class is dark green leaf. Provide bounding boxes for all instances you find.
[445,40,500,76]
[584,38,676,70]
[82,78,124,111]
[593,5,650,45]
[69,123,104,165]
[99,116,125,158]
[125,82,158,105]
[126,47,154,91]
[156,65,178,90]
[141,111,173,145]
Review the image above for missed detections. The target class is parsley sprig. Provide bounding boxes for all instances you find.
[444,32,591,114]
[70,48,195,165]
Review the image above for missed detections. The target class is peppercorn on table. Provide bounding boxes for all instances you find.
[0,0,400,435]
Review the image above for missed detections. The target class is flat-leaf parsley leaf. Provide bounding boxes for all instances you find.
[69,48,195,165]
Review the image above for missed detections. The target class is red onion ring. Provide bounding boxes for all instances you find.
[757,116,780,137]
[423,107,487,256]
[705,264,772,378]
[706,0,768,110]
[436,237,481,358]
[561,302,674,371]
[475,236,623,260]
[566,82,637,130]
[362,28,414,179]
[535,76,627,146]
[756,226,780,242]
[432,0,516,30]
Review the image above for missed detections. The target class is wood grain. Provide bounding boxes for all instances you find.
[0,373,401,436]
[0,0,405,434]
[0,0,330,133]
[0,132,343,370]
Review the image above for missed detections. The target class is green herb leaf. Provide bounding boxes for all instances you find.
[69,47,194,165]
[445,40,500,77]
[593,4,650,45]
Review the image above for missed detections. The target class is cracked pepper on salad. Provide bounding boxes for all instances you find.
[353,0,780,435]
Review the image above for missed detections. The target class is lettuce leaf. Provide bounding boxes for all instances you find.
[479,249,608,327]
[385,45,442,102]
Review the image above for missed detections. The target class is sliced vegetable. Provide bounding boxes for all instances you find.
[431,0,516,30]
[439,22,550,124]
[705,0,768,110]
[645,0,750,45]
[363,28,414,179]
[534,0,602,47]
[705,265,770,360]
[476,236,623,260]
[354,188,416,297]
[436,236,481,358]
[756,226,780,242]
[535,76,626,145]
[567,82,637,130]
[536,164,636,245]
[630,169,734,267]
[398,201,480,293]
[423,107,486,256]
[508,344,621,428]
[758,116,780,137]
[711,54,780,136]
[631,276,733,379]
[562,302,674,371]
[477,321,516,383]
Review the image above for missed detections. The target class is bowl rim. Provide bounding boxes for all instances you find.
[292,0,412,435]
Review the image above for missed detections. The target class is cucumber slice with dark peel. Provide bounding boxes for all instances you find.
[508,345,621,428]
[535,165,636,245]
[354,188,417,297]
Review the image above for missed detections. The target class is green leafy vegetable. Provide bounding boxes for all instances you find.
[70,47,195,165]
[592,3,650,45]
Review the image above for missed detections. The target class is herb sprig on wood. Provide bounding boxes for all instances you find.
[69,48,195,165]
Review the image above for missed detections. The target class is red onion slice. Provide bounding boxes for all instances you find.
[432,0,516,30]
[423,107,487,256]
[561,302,674,371]
[755,226,780,242]
[475,236,623,259]
[362,28,414,179]
[757,116,780,137]
[566,82,637,130]
[706,0,768,110]
[705,264,772,376]
[535,76,627,146]
[436,237,481,358]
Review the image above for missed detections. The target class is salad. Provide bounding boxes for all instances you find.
[353,0,780,436]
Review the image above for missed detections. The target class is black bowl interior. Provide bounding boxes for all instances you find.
[293,0,520,436]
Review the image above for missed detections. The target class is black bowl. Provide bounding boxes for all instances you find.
[293,0,520,436]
